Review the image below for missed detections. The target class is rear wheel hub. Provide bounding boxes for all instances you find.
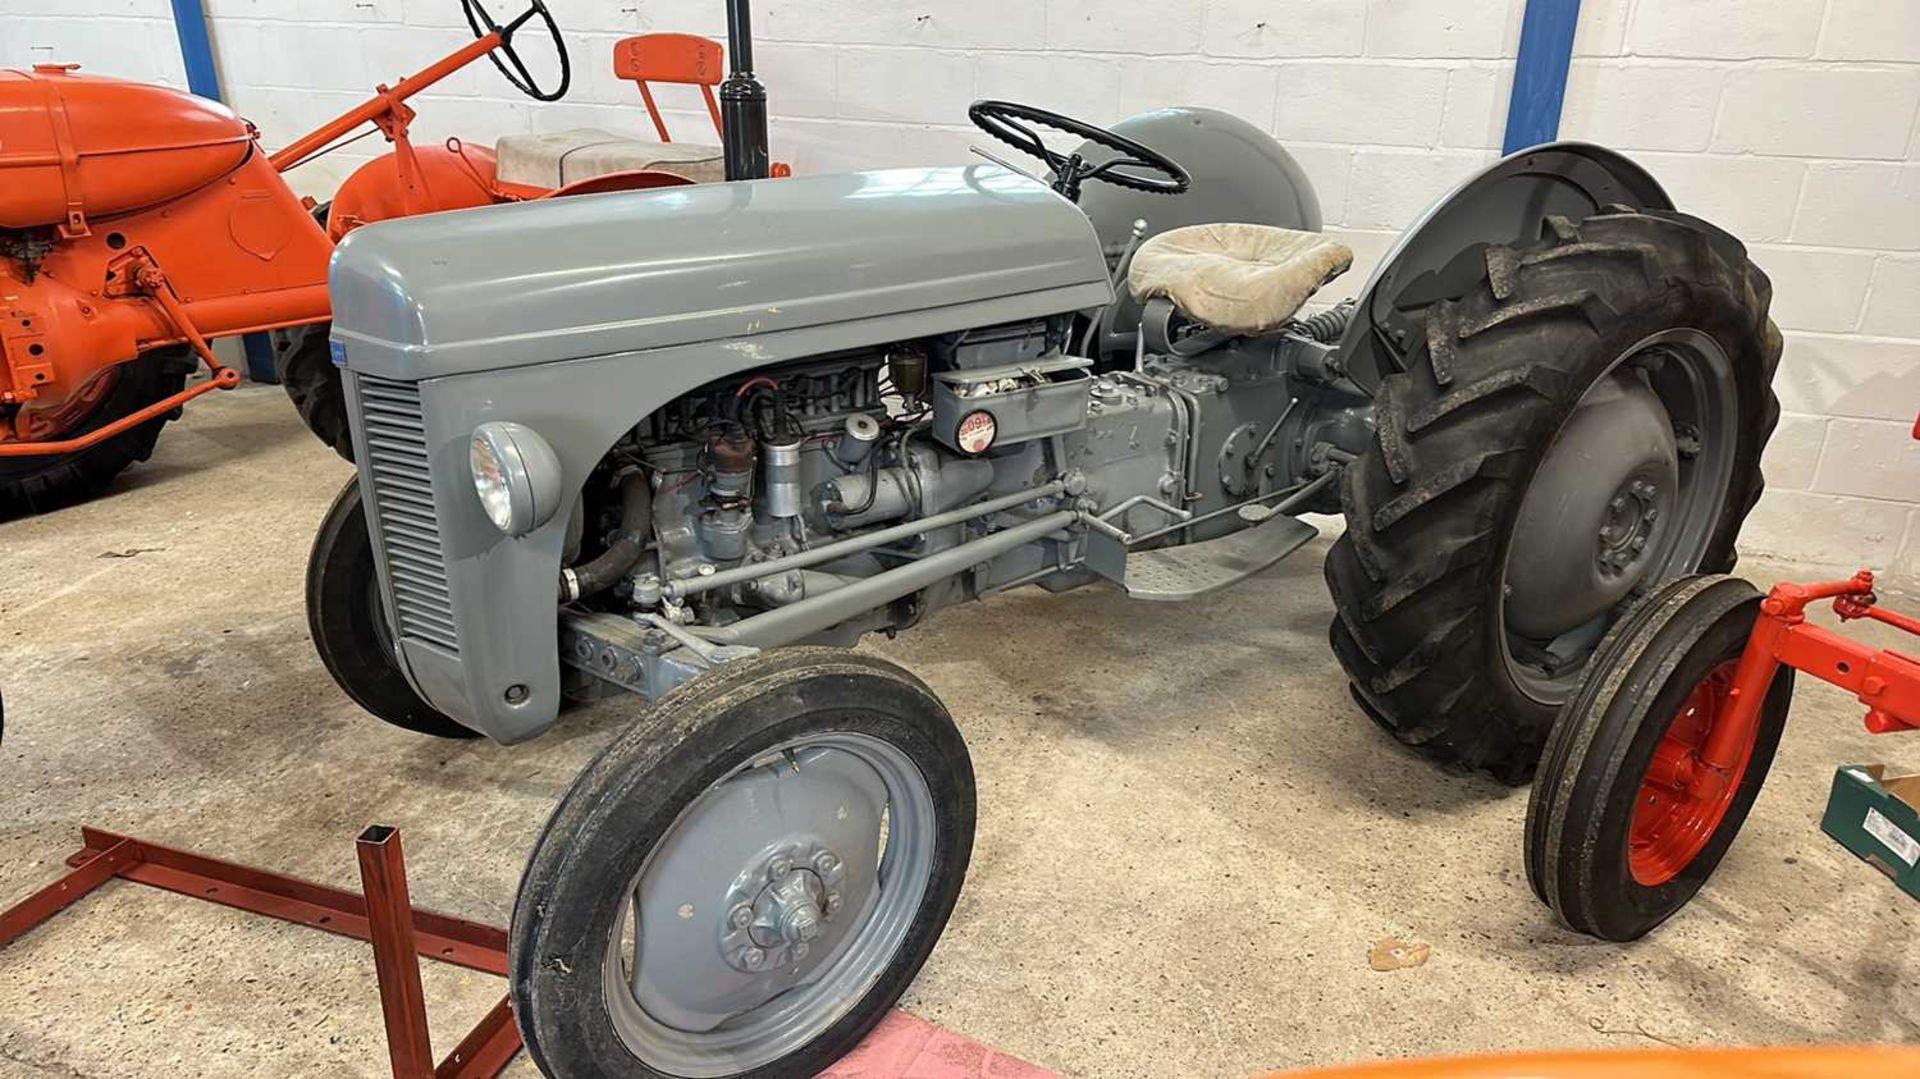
[1506,375,1677,639]
[1500,330,1740,703]
[1597,477,1665,578]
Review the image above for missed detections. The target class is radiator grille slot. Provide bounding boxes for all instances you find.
[356,374,459,654]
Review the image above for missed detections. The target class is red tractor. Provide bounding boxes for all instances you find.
[0,0,775,516]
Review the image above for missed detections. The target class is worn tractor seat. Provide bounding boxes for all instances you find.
[1128,223,1354,336]
[493,128,725,189]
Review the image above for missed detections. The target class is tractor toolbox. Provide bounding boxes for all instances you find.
[1821,764,1920,900]
[0,66,253,231]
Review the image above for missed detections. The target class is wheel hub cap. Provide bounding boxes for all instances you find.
[1629,660,1753,886]
[1506,374,1678,639]
[625,746,886,1035]
[1596,478,1663,576]
[721,841,848,972]
[603,731,940,1079]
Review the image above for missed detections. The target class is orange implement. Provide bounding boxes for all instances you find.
[1,7,768,487]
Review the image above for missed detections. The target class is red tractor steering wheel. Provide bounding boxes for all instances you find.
[968,99,1190,201]
[461,0,571,102]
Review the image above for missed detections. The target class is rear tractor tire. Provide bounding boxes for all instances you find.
[0,346,193,519]
[272,202,354,462]
[1327,208,1782,782]
[274,320,354,462]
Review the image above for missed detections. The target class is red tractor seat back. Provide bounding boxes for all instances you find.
[613,34,725,144]
[610,34,790,177]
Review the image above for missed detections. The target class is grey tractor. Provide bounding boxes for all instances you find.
[306,96,1780,1077]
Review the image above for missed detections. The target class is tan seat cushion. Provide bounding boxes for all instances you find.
[493,128,725,189]
[1127,223,1354,336]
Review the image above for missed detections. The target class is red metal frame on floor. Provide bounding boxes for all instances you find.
[0,825,520,1079]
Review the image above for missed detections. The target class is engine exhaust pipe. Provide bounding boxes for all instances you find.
[720,0,770,181]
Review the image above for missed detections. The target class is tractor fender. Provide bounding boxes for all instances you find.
[325,140,499,240]
[1073,106,1323,253]
[1335,141,1673,394]
[534,169,695,199]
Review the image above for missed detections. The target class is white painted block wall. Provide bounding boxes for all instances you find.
[1563,0,1920,580]
[2,1,1916,579]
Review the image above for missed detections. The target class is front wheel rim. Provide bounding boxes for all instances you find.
[1627,659,1752,886]
[602,729,936,1078]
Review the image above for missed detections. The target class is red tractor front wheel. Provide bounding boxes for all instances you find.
[1525,574,1795,941]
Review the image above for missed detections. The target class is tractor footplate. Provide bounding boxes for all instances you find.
[1088,511,1318,601]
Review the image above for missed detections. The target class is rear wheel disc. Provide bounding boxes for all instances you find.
[1500,328,1740,705]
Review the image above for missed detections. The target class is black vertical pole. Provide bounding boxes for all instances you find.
[720,0,771,181]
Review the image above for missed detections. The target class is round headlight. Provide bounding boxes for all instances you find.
[469,421,562,537]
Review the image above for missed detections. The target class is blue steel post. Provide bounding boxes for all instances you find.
[169,0,278,382]
[1503,0,1583,154]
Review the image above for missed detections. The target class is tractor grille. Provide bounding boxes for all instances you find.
[356,374,460,654]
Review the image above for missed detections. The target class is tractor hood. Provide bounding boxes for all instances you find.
[329,165,1113,380]
[0,66,253,231]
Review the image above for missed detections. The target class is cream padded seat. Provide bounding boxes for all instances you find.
[493,128,726,188]
[1128,223,1354,336]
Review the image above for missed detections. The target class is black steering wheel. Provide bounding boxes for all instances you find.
[968,100,1190,201]
[461,0,571,103]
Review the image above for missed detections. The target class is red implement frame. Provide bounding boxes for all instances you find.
[1680,571,1920,805]
[0,825,519,1079]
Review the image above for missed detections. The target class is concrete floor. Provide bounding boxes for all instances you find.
[1,385,1915,1078]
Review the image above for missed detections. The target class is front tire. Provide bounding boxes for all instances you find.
[0,347,192,519]
[306,477,475,738]
[1526,575,1792,941]
[510,648,976,1079]
[1326,208,1782,781]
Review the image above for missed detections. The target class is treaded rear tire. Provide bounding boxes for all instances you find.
[272,202,352,462]
[1325,208,1782,782]
[0,347,192,520]
[274,319,353,461]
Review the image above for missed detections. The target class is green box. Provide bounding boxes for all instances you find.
[1821,764,1920,901]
